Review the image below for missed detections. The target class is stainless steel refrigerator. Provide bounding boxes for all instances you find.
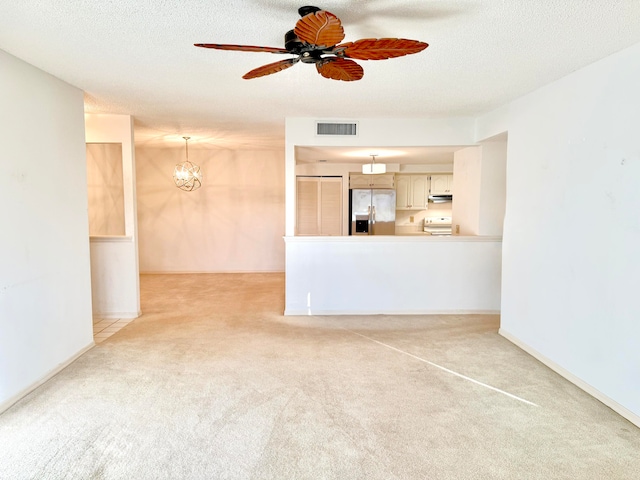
[349,189,396,235]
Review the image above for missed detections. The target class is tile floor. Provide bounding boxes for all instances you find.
[93,318,134,343]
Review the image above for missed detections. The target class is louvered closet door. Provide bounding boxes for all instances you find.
[296,177,342,235]
[296,177,319,235]
[319,179,342,235]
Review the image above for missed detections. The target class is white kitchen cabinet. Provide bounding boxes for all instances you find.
[349,173,395,189]
[395,174,429,210]
[430,174,454,195]
[296,176,342,236]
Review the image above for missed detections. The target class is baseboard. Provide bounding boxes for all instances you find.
[499,329,640,429]
[140,270,285,275]
[284,309,500,316]
[0,342,95,415]
[92,310,141,320]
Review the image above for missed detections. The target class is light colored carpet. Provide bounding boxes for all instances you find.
[1,273,639,479]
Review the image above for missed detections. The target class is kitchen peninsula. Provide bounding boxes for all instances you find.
[284,234,502,315]
[288,164,504,315]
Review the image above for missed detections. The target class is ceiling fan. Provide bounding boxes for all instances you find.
[195,6,428,81]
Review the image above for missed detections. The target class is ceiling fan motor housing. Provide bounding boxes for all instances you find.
[298,6,321,17]
[284,30,304,53]
[284,29,326,60]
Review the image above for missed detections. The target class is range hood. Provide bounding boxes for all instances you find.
[428,194,453,203]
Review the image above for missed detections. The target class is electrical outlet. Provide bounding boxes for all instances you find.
[455,225,460,234]
[410,216,414,223]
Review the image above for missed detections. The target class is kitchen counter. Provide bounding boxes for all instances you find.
[395,224,452,236]
[395,225,428,235]
[395,231,432,236]
[289,234,502,242]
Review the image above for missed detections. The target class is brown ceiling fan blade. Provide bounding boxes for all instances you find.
[194,43,289,54]
[242,58,298,79]
[294,10,345,47]
[336,38,428,60]
[316,58,364,82]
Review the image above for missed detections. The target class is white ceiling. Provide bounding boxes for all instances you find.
[2,1,640,152]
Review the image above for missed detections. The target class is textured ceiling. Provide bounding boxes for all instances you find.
[2,1,640,151]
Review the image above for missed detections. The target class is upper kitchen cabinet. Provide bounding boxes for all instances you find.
[350,173,395,189]
[395,174,429,210]
[430,174,454,195]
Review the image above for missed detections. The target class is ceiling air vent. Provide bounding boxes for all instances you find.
[316,122,358,136]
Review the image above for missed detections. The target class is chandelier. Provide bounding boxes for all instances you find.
[173,136,202,191]
[362,154,386,174]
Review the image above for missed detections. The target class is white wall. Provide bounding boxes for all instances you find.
[452,147,482,235]
[452,142,507,236]
[85,114,141,319]
[477,137,507,236]
[285,236,502,315]
[475,104,510,143]
[136,147,285,272]
[0,50,94,411]
[86,143,125,235]
[489,41,640,422]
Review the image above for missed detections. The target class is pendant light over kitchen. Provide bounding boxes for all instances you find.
[173,136,202,191]
[362,154,386,174]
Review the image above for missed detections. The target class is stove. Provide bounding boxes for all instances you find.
[423,216,452,235]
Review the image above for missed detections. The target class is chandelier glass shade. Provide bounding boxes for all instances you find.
[173,136,202,191]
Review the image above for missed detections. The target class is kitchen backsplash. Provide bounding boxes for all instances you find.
[395,206,452,227]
